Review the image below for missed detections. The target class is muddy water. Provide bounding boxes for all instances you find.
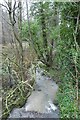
[8,68,59,118]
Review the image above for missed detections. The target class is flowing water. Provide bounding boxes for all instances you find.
[8,68,59,118]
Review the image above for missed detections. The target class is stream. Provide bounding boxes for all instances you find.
[8,68,59,119]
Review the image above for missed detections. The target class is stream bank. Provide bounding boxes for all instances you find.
[8,68,59,119]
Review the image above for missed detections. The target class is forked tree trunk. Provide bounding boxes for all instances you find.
[8,0,25,81]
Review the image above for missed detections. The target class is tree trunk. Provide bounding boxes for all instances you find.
[40,2,47,50]
[8,0,25,81]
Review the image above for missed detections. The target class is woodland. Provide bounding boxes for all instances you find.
[0,0,80,119]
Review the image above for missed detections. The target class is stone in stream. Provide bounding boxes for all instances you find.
[8,107,59,119]
[25,91,57,113]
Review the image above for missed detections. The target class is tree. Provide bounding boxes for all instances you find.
[57,2,80,117]
[0,0,26,81]
[26,2,58,67]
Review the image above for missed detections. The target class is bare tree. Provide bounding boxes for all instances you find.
[0,0,25,81]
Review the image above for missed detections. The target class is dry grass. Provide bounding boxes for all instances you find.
[2,43,37,119]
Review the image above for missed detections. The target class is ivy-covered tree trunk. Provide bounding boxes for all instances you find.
[40,2,47,50]
[39,2,50,66]
[39,2,53,67]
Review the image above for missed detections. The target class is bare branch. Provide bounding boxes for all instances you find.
[0,3,9,11]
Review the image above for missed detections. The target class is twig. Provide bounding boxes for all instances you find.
[73,13,79,104]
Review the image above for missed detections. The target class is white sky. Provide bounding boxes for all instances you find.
[0,0,80,6]
[0,0,32,20]
[0,0,31,12]
[0,0,3,4]
[0,0,33,4]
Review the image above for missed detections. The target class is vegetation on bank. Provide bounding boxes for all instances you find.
[2,45,36,118]
[1,1,80,119]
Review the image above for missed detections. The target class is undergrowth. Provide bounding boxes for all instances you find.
[2,44,36,119]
